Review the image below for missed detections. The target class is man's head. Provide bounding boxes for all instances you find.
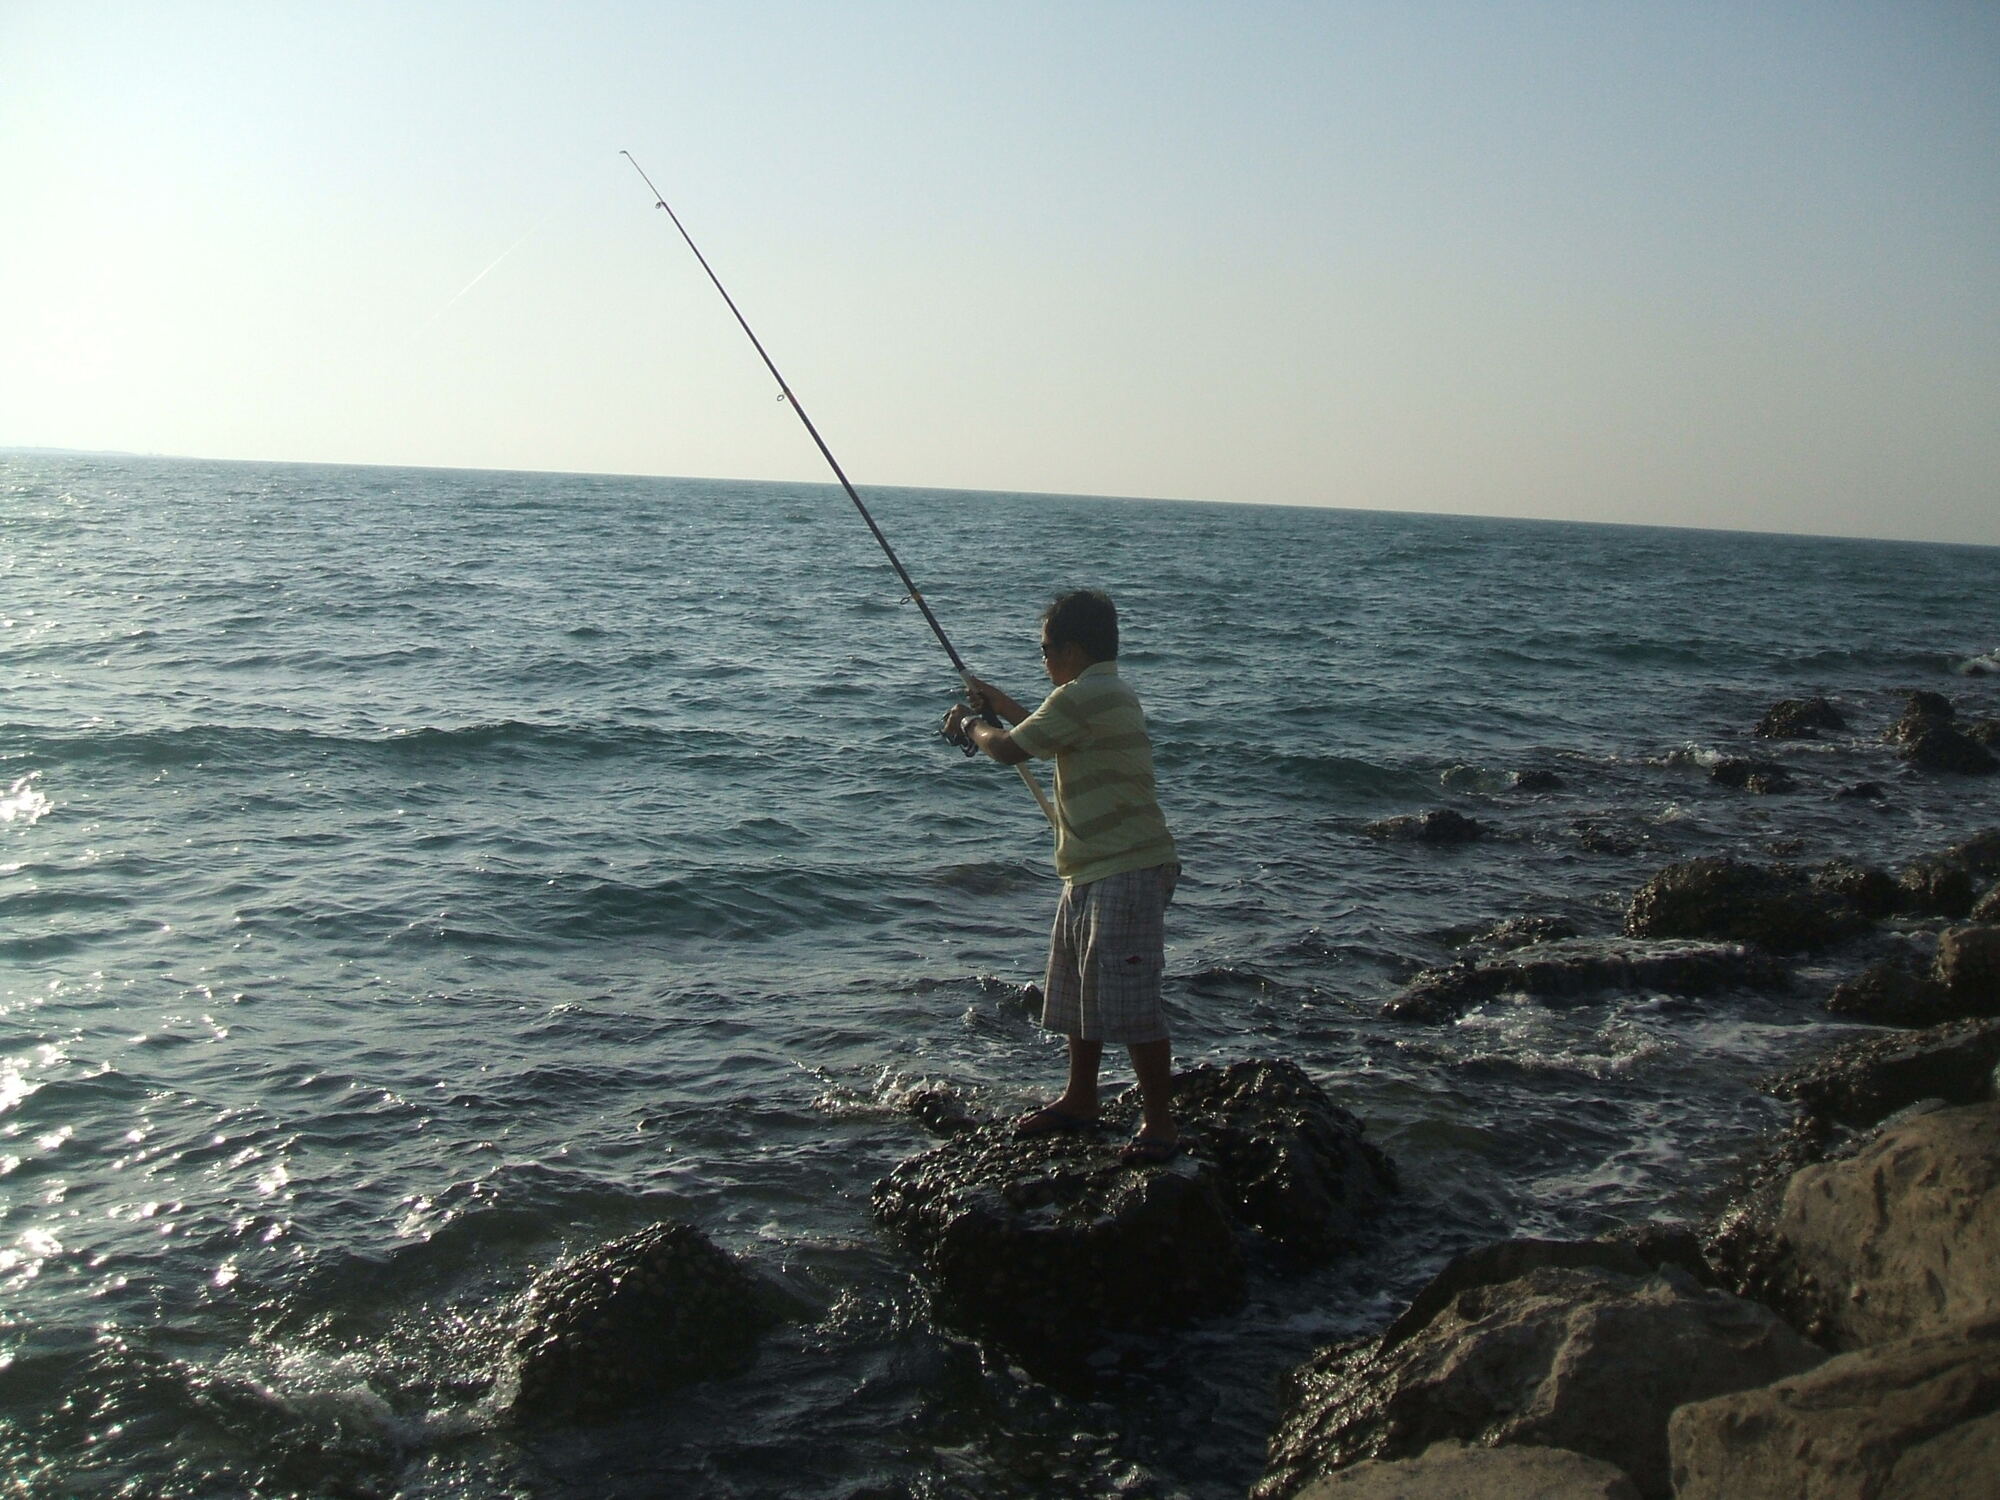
[1040,589,1117,685]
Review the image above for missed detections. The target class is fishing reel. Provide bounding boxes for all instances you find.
[941,707,996,758]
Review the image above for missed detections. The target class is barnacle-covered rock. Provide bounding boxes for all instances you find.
[871,1060,1394,1380]
[507,1221,789,1423]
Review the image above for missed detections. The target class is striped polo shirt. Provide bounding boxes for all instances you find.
[1008,661,1176,885]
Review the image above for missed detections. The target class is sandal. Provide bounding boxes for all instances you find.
[1014,1106,1097,1139]
[1120,1135,1183,1166]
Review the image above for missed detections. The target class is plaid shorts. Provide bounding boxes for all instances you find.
[1040,863,1178,1044]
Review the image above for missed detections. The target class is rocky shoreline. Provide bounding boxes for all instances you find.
[500,687,1999,1498]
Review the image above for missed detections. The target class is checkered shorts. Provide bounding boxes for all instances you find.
[1040,863,1178,1044]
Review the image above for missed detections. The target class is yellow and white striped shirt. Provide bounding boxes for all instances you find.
[1008,661,1176,885]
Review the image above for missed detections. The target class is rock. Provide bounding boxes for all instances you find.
[508,1221,789,1422]
[1164,1059,1399,1257]
[1511,769,1566,792]
[1834,780,1888,801]
[1710,757,1797,794]
[871,1060,1394,1380]
[1469,913,1583,951]
[1967,717,2000,747]
[1763,1017,2000,1131]
[1934,926,2000,1013]
[1946,827,2000,877]
[1885,693,1998,773]
[1296,1439,1640,1499]
[1376,1236,1712,1352]
[1899,855,1978,918]
[904,1086,980,1137]
[1362,808,1486,844]
[1825,959,1956,1026]
[1624,858,1869,952]
[1755,696,1848,739]
[1669,1319,2000,1500]
[1974,885,2000,923]
[1810,859,1902,919]
[1255,1265,1823,1500]
[1382,938,1788,1024]
[1776,1101,2000,1348]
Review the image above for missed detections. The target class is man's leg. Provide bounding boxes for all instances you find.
[1127,1037,1176,1144]
[1058,1036,1104,1116]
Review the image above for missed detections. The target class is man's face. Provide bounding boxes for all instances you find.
[1041,632,1088,687]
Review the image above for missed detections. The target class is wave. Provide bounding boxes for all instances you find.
[1,719,741,771]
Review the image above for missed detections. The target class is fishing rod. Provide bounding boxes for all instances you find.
[622,150,1054,825]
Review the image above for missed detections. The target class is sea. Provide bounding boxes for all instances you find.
[3,454,1997,1499]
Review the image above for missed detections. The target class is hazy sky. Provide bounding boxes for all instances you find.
[3,2,1995,542]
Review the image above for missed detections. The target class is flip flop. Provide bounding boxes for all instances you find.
[1014,1106,1097,1139]
[1119,1136,1183,1166]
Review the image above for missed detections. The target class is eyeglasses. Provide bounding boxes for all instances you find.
[1039,640,1056,659]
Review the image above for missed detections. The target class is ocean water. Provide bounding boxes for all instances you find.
[3,454,1996,1498]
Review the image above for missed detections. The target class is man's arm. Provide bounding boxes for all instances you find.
[963,675,1029,725]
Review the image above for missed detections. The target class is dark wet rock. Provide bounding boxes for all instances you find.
[1945,827,2000,878]
[871,1060,1395,1380]
[1711,757,1797,794]
[1774,1101,2000,1349]
[1625,857,1870,952]
[904,1086,980,1137]
[1899,856,1978,919]
[1825,958,1956,1027]
[1467,913,1583,952]
[1833,780,1888,801]
[1974,885,2000,923]
[1571,820,1641,855]
[1967,716,2000,747]
[1902,723,1998,774]
[1255,1265,1824,1500]
[1811,859,1902,919]
[1885,693,1998,773]
[1361,808,1486,844]
[1935,925,2000,1014]
[1161,1059,1399,1257]
[508,1221,791,1423]
[1297,1439,1641,1499]
[1763,1017,2000,1133]
[1510,768,1566,792]
[1755,696,1848,739]
[1670,1319,2000,1500]
[1382,938,1787,1024]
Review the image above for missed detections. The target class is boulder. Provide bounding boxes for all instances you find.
[1254,1265,1823,1500]
[1625,858,1868,951]
[1669,1319,2000,1500]
[1362,808,1486,844]
[1934,925,2000,1014]
[1468,913,1583,951]
[1967,716,2000,747]
[1763,1017,2000,1131]
[1885,693,1998,774]
[1825,959,1956,1027]
[1710,757,1796,794]
[1810,859,1902,919]
[1382,938,1787,1024]
[1900,856,1978,918]
[903,1085,980,1137]
[508,1221,789,1422]
[1975,884,2000,923]
[1297,1439,1640,1499]
[1776,1101,2000,1348]
[871,1061,1395,1380]
[1755,696,1848,739]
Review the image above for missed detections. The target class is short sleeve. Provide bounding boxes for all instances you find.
[1008,684,1086,759]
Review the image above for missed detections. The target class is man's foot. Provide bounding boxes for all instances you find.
[1119,1134,1182,1166]
[1014,1105,1097,1138]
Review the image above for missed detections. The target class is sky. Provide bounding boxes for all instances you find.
[2,1,1996,544]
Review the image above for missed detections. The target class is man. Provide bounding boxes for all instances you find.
[943,589,1182,1164]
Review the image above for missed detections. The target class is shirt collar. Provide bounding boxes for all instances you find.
[1078,661,1119,680]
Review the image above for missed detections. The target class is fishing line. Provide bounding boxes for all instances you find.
[623,149,1054,826]
[402,214,551,349]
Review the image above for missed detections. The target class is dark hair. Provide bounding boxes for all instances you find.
[1043,589,1118,661]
